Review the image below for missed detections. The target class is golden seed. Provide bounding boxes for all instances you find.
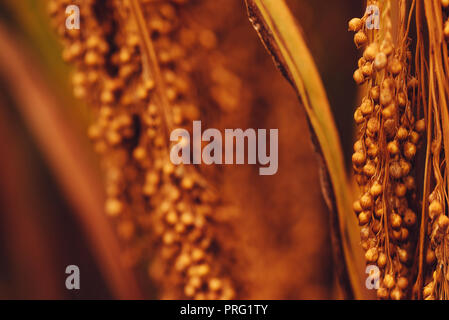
[361,63,373,77]
[377,252,387,268]
[367,145,379,158]
[370,86,380,101]
[358,57,367,68]
[383,274,395,289]
[380,89,393,106]
[354,108,365,124]
[426,249,436,265]
[105,198,123,217]
[437,214,449,231]
[390,288,402,300]
[403,209,417,227]
[395,183,407,197]
[365,247,378,262]
[381,40,394,56]
[348,18,363,32]
[370,182,383,197]
[409,131,420,144]
[387,141,400,155]
[400,160,411,176]
[442,0,449,7]
[377,287,389,299]
[404,176,415,190]
[353,200,363,213]
[389,161,403,179]
[367,117,379,133]
[209,278,222,291]
[397,92,407,107]
[352,152,366,166]
[354,31,368,47]
[403,142,416,160]
[360,226,370,240]
[390,213,402,229]
[363,162,376,177]
[374,52,387,70]
[397,127,408,140]
[397,277,408,290]
[398,248,409,263]
[353,69,365,85]
[353,140,364,152]
[358,211,372,225]
[429,200,443,219]
[363,43,379,61]
[360,100,374,115]
[389,59,402,75]
[375,208,383,218]
[415,119,426,133]
[401,227,409,241]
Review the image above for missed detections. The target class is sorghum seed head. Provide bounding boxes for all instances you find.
[354,31,368,47]
[348,18,363,32]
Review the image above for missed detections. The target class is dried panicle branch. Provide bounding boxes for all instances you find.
[48,0,240,299]
[418,0,449,300]
[349,0,424,300]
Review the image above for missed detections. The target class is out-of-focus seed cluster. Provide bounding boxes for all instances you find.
[349,0,423,300]
[48,0,239,299]
[422,0,449,300]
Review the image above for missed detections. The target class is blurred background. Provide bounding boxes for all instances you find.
[0,0,363,299]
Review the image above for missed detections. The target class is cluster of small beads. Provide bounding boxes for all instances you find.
[349,2,423,300]
[48,0,237,299]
